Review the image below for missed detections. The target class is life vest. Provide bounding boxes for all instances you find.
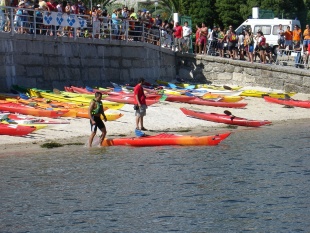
[91,99,103,115]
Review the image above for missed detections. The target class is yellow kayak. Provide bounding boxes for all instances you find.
[195,84,243,90]
[38,91,124,110]
[240,90,296,98]
[201,93,244,102]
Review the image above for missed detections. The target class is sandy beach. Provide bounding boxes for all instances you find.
[0,86,309,153]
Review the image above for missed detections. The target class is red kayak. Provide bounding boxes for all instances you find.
[0,102,68,118]
[264,96,310,108]
[7,114,70,124]
[104,95,160,106]
[102,132,231,147]
[187,97,247,108]
[180,108,271,127]
[165,95,196,103]
[0,123,36,136]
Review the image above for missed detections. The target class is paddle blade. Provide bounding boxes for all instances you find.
[53,88,61,94]
[223,85,232,90]
[86,86,94,92]
[159,94,167,101]
[185,92,194,96]
[224,110,232,116]
[135,129,146,137]
[19,93,29,100]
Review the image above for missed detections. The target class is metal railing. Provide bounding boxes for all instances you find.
[0,6,178,49]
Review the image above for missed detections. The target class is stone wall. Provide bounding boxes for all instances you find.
[0,33,176,92]
[176,54,310,94]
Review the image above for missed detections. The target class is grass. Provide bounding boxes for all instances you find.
[40,142,84,149]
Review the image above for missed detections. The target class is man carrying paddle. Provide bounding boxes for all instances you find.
[134,77,147,131]
[88,92,107,147]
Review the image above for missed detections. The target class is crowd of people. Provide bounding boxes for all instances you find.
[194,23,310,68]
[1,1,309,67]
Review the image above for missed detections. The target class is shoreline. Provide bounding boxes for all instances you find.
[0,89,310,153]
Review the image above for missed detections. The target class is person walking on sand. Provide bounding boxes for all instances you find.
[88,92,107,147]
[134,77,147,131]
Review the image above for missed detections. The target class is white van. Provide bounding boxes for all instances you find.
[235,8,301,53]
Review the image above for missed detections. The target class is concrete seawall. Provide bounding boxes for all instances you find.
[0,34,176,92]
[1,33,310,93]
[177,54,310,94]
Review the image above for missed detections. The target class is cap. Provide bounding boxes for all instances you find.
[213,25,217,28]
[146,10,149,13]
[18,1,25,5]
[97,4,100,7]
[156,14,160,17]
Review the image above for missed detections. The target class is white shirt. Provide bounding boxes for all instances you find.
[182,25,192,37]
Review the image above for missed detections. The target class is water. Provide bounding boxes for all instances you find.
[0,122,309,232]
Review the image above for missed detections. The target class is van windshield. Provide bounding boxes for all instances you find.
[254,25,271,35]
[273,25,289,35]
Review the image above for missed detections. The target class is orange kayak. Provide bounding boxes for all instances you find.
[102,132,231,147]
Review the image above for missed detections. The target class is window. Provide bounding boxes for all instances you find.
[273,25,289,35]
[254,25,271,35]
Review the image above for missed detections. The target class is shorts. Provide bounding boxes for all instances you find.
[228,42,237,51]
[90,116,105,132]
[248,45,254,52]
[285,40,292,47]
[199,36,207,45]
[303,39,310,47]
[135,104,147,117]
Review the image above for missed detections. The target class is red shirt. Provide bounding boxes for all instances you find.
[134,84,146,105]
[174,25,183,38]
[46,2,56,11]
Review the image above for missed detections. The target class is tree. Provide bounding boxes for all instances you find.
[215,0,247,28]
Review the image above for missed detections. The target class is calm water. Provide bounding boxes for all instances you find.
[0,121,309,232]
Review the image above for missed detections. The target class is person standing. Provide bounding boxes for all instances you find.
[134,77,147,131]
[173,21,183,52]
[284,26,293,50]
[199,22,208,54]
[303,24,310,51]
[293,25,302,47]
[88,92,107,147]
[182,21,192,53]
[277,24,285,49]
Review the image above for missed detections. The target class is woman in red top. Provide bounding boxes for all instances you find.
[195,24,201,54]
[134,77,147,130]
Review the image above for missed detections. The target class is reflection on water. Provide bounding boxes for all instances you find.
[0,122,309,232]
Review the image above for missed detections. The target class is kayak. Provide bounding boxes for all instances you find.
[201,93,244,102]
[39,92,124,110]
[165,95,196,103]
[240,90,296,98]
[180,108,271,127]
[264,96,310,108]
[6,114,70,124]
[0,101,68,118]
[104,95,161,106]
[0,123,36,136]
[102,132,231,147]
[187,98,247,108]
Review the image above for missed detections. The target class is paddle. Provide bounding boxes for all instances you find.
[224,110,235,120]
[19,93,30,100]
[86,86,94,92]
[53,88,61,94]
[159,94,167,101]
[135,128,146,137]
[223,85,232,90]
